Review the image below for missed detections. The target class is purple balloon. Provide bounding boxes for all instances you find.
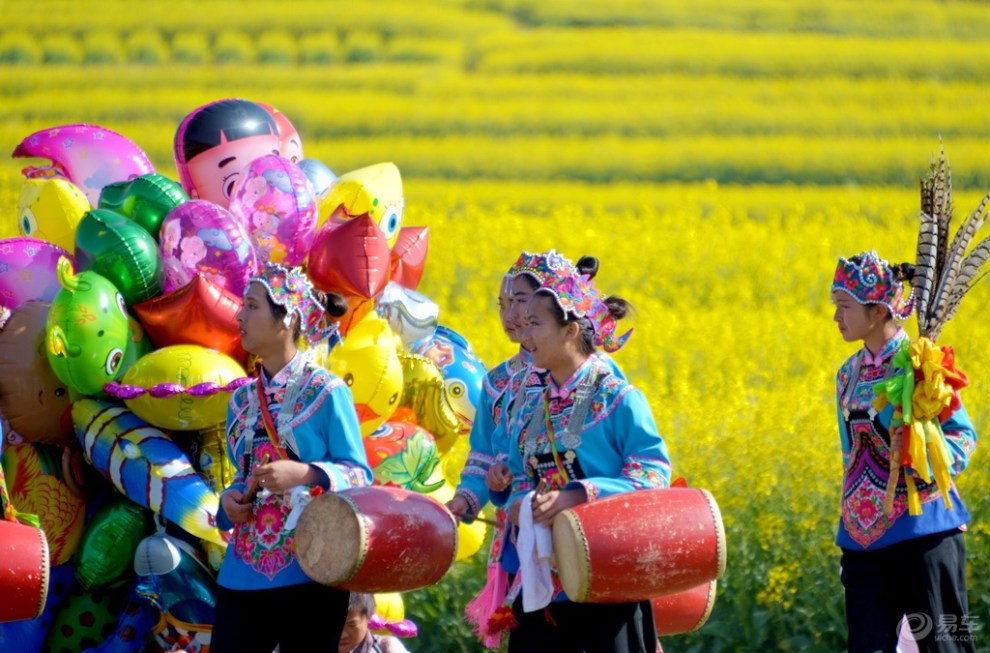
[159,200,257,297]
[0,237,74,310]
[227,154,317,267]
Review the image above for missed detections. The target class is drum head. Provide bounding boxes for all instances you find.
[552,509,591,602]
[295,492,367,586]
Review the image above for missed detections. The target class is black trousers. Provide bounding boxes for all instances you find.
[840,529,975,653]
[210,582,350,653]
[507,594,657,653]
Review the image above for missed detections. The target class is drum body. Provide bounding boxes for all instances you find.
[552,487,725,603]
[0,520,50,622]
[653,579,717,636]
[295,485,457,593]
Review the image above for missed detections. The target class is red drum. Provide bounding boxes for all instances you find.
[552,487,725,603]
[294,485,457,593]
[653,579,718,636]
[0,520,50,622]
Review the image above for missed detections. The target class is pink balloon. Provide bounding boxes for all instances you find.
[227,154,317,267]
[159,200,257,297]
[0,237,75,310]
[12,124,155,206]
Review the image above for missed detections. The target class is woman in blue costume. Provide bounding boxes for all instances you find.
[212,263,373,653]
[831,252,976,653]
[493,254,671,653]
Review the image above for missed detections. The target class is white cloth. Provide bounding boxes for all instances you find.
[283,486,315,531]
[518,490,555,612]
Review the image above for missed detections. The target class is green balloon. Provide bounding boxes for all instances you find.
[98,173,188,240]
[75,208,164,305]
[75,496,153,590]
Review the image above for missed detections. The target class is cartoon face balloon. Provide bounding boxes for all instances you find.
[45,257,132,396]
[227,154,317,266]
[318,162,404,247]
[17,178,90,252]
[0,237,74,311]
[173,98,281,207]
[411,326,485,432]
[159,200,258,297]
[12,123,155,207]
[0,301,73,445]
[257,101,304,163]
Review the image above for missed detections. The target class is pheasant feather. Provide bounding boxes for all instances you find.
[914,212,939,333]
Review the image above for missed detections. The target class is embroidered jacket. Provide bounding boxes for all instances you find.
[835,328,976,550]
[494,355,671,600]
[217,353,373,589]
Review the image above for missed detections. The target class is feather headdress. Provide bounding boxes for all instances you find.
[914,143,990,341]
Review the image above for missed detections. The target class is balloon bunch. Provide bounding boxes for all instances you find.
[0,98,486,651]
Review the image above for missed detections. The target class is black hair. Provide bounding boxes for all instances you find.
[267,290,349,340]
[179,99,278,162]
[348,592,376,616]
[536,290,632,355]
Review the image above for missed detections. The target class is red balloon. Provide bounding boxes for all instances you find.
[133,274,247,365]
[308,215,390,299]
[389,226,429,290]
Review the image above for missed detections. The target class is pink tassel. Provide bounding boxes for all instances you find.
[465,562,509,648]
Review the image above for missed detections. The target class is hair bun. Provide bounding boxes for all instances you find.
[576,255,600,279]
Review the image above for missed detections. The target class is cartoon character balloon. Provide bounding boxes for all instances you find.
[45,258,132,396]
[390,225,430,291]
[12,123,155,207]
[159,199,258,297]
[363,422,442,492]
[17,178,90,252]
[412,326,485,433]
[308,214,391,299]
[75,209,164,306]
[0,301,74,446]
[98,173,189,240]
[227,154,317,266]
[0,237,74,311]
[318,162,404,247]
[376,281,439,347]
[173,98,280,207]
[257,101,304,163]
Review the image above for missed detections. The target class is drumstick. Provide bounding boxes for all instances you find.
[465,513,499,527]
[244,453,271,502]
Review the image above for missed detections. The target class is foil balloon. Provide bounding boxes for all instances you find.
[336,295,377,338]
[257,101,304,163]
[0,301,74,446]
[82,584,158,653]
[42,579,128,652]
[411,326,486,433]
[72,399,226,546]
[390,225,430,290]
[45,258,131,396]
[0,237,74,311]
[133,274,247,365]
[173,98,280,207]
[75,209,164,306]
[192,424,234,495]
[0,562,75,651]
[12,123,155,207]
[297,158,336,200]
[364,421,442,492]
[318,162,404,247]
[326,313,403,437]
[370,592,418,638]
[74,497,153,590]
[398,351,462,452]
[227,154,317,266]
[2,443,86,566]
[17,178,90,252]
[308,214,391,299]
[160,199,257,298]
[98,173,189,240]
[441,430,471,490]
[376,281,439,346]
[105,344,249,431]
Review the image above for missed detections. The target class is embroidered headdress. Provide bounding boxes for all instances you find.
[505,250,578,288]
[249,263,340,347]
[831,250,914,321]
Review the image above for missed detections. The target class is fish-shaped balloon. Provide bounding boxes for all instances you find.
[72,399,225,546]
[412,325,485,433]
[13,124,155,207]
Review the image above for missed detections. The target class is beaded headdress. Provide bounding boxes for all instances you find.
[831,250,914,321]
[248,263,340,347]
[505,249,578,288]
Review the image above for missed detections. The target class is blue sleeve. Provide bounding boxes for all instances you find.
[217,400,247,532]
[936,402,977,477]
[564,387,671,500]
[455,390,495,514]
[311,382,373,491]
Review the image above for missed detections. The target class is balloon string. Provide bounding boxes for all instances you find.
[103,377,253,399]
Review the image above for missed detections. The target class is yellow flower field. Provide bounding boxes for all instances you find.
[2,0,990,650]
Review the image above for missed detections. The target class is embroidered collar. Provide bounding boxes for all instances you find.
[547,356,595,400]
[260,351,307,389]
[860,328,907,368]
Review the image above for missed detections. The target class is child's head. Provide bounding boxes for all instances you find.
[339,593,376,653]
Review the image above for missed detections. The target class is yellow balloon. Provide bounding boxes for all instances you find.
[398,350,461,450]
[372,592,405,635]
[317,162,404,247]
[327,313,403,436]
[120,345,247,430]
[442,432,470,489]
[17,178,90,251]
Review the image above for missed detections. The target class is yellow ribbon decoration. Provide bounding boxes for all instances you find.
[905,338,956,513]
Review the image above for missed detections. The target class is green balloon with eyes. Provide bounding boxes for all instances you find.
[45,257,132,396]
